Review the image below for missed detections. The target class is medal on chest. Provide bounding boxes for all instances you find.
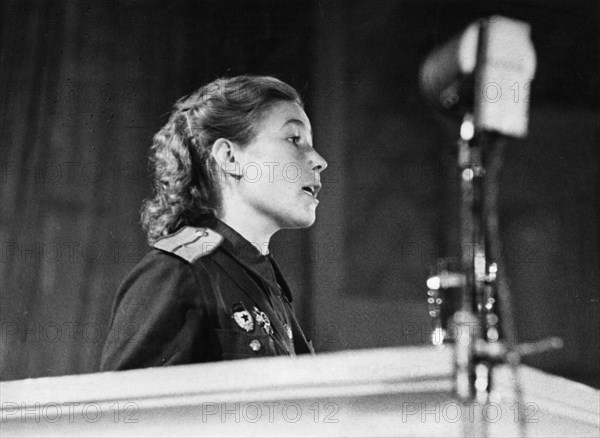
[283,323,293,340]
[231,302,254,332]
[253,306,273,335]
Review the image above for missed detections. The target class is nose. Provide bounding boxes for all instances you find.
[309,150,328,173]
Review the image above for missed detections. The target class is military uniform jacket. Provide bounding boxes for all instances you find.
[99,219,314,371]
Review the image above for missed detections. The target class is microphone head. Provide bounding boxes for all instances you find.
[419,21,479,114]
[420,16,537,138]
[473,16,536,138]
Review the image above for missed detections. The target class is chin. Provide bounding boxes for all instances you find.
[282,212,317,229]
[300,216,317,227]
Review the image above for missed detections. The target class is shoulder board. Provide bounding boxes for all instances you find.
[153,226,223,263]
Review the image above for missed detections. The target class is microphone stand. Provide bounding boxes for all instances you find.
[427,114,563,438]
[453,114,493,438]
[422,15,561,438]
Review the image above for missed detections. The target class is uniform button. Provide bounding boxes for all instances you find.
[249,339,261,352]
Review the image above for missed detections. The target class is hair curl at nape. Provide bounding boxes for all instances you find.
[140,75,303,244]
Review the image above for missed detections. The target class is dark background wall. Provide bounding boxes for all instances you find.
[1,0,598,389]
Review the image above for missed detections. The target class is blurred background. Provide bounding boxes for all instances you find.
[1,0,598,388]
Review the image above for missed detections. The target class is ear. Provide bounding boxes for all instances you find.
[211,138,242,179]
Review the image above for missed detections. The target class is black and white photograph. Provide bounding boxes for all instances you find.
[1,0,599,436]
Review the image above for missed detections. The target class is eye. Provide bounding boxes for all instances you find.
[287,136,301,145]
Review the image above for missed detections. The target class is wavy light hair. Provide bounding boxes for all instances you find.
[141,75,303,244]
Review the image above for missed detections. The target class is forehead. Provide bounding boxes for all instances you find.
[255,101,312,135]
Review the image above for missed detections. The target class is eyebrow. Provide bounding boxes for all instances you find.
[282,119,312,136]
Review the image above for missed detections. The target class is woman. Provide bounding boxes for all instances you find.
[100,75,327,370]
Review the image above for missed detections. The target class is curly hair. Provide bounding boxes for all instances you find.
[141,75,303,244]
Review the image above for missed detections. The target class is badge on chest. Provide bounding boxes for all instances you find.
[231,302,254,332]
[252,306,273,336]
[231,302,274,337]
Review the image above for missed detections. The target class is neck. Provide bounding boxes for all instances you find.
[217,199,278,256]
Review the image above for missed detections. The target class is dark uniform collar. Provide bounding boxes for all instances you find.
[205,218,294,303]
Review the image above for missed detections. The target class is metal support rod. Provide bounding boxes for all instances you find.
[455,114,489,437]
[481,133,526,437]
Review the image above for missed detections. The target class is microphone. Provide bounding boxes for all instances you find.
[420,16,536,138]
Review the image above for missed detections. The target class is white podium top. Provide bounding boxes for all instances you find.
[1,346,598,437]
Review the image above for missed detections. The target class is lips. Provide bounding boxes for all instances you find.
[301,183,321,198]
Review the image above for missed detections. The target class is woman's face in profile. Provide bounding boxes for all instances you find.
[234,100,327,230]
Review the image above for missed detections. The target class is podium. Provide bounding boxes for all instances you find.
[1,346,598,437]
